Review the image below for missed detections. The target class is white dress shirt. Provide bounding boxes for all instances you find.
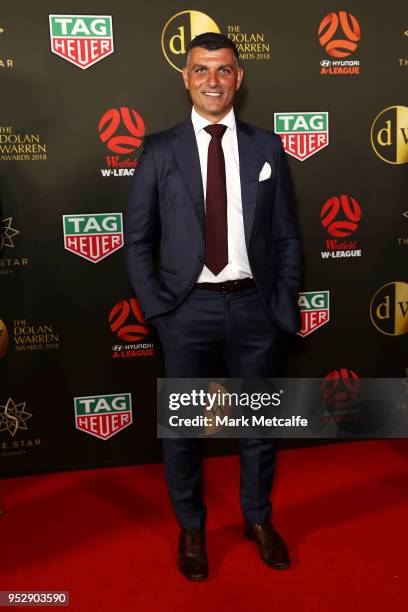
[191,106,253,282]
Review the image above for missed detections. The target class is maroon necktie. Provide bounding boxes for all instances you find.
[204,124,228,275]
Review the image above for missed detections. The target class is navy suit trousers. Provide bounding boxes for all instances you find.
[154,285,284,529]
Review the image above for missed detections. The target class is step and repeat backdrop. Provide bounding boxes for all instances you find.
[0,1,407,477]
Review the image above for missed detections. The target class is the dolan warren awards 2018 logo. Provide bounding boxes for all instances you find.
[74,393,132,440]
[370,106,408,165]
[274,113,329,161]
[162,10,220,71]
[297,291,330,337]
[63,213,123,263]
[162,10,271,71]
[370,282,408,336]
[0,319,9,358]
[49,15,114,69]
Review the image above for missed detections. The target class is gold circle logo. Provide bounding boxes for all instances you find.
[0,319,9,358]
[161,10,220,72]
[370,106,408,164]
[370,282,408,336]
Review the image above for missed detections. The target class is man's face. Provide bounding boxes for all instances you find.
[182,46,243,123]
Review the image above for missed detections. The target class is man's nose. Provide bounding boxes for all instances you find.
[206,70,220,88]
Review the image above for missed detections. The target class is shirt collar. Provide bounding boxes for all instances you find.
[191,106,235,135]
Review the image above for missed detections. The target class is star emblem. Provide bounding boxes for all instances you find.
[0,398,32,437]
[403,211,408,219]
[0,217,19,249]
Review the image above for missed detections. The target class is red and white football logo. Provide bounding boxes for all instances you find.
[321,195,361,237]
[98,107,145,153]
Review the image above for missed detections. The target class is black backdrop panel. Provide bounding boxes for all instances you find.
[1,1,407,477]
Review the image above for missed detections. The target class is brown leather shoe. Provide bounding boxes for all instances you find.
[244,519,290,569]
[177,528,208,581]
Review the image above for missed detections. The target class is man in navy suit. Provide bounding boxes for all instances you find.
[125,32,301,581]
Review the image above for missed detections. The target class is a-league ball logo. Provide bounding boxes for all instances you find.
[318,11,361,57]
[321,195,361,237]
[321,368,360,409]
[98,107,145,154]
[109,298,149,341]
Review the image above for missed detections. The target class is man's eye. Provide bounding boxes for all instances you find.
[218,68,230,74]
[195,67,207,73]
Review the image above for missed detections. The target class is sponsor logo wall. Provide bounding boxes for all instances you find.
[0,2,406,477]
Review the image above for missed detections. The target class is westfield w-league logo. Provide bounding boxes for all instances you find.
[98,107,146,177]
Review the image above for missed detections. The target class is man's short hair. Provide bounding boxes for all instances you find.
[186,32,241,67]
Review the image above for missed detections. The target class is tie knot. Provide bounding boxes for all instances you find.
[204,124,227,139]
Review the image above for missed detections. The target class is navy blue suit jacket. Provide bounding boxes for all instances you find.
[125,117,302,333]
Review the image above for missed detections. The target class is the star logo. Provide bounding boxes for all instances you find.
[0,398,32,437]
[0,27,4,35]
[0,218,19,250]
[403,211,408,219]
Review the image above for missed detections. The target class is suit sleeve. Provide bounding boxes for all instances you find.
[124,136,161,318]
[272,136,302,295]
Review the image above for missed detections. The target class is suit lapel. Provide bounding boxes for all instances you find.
[169,117,262,246]
[170,119,205,231]
[236,120,262,249]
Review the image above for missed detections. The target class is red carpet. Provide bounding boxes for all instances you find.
[1,440,407,611]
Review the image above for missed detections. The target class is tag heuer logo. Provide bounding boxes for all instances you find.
[74,393,132,440]
[274,112,329,161]
[297,291,330,337]
[63,213,123,263]
[49,15,114,69]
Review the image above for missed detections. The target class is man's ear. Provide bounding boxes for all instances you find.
[182,67,189,90]
[236,67,244,91]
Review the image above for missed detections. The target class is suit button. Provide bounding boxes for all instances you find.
[198,256,203,261]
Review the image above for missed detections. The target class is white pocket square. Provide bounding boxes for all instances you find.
[259,162,271,181]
